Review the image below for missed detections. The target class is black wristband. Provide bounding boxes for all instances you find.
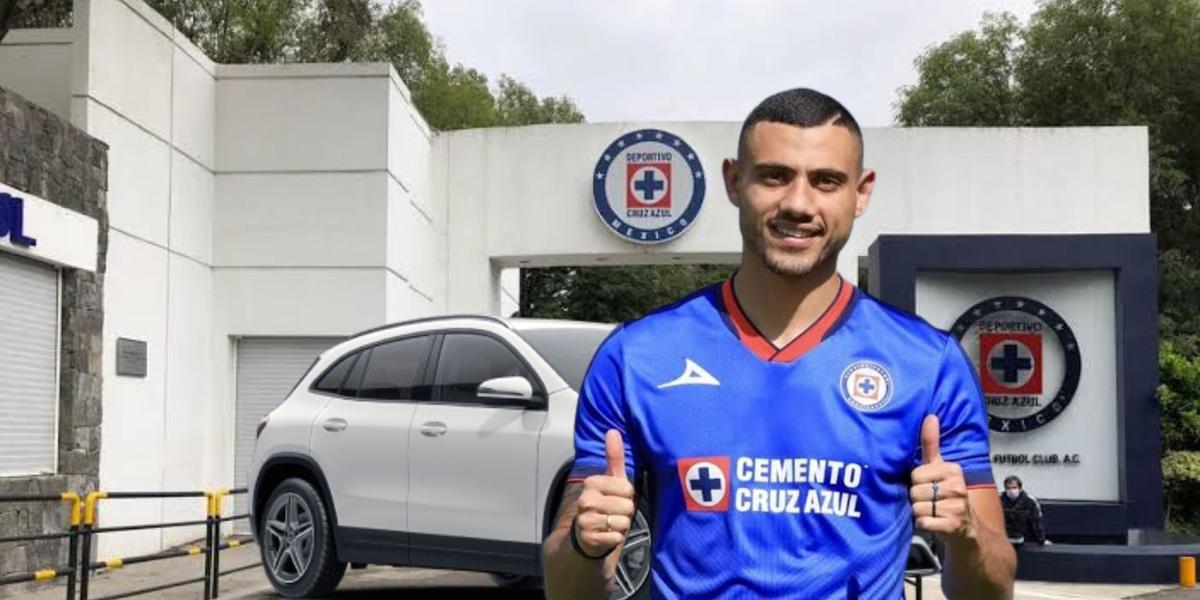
[570,515,615,560]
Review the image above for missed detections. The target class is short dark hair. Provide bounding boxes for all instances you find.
[737,87,863,167]
[1003,475,1023,488]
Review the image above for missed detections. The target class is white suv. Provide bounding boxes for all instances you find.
[246,315,653,599]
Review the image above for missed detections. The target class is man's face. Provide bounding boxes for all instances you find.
[1005,482,1022,493]
[723,122,874,278]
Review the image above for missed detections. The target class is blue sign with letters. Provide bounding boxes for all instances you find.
[0,192,37,248]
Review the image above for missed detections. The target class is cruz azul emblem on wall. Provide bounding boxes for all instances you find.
[950,296,1082,433]
[592,129,705,245]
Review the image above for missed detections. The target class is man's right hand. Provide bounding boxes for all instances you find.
[573,429,637,556]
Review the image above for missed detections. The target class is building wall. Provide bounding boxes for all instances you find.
[212,62,439,336]
[68,0,219,555]
[0,86,107,598]
[0,29,73,120]
[436,124,1151,313]
[2,0,440,558]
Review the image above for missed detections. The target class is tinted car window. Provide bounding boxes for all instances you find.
[434,334,535,405]
[513,326,613,391]
[358,336,432,400]
[313,353,356,394]
[340,349,370,397]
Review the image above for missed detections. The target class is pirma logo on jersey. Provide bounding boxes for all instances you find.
[592,129,705,245]
[839,361,893,411]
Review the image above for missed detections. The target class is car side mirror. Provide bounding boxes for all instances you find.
[477,376,535,406]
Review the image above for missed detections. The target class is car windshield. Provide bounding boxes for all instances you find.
[512,323,614,391]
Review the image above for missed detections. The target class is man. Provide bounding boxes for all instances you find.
[542,88,1016,599]
[1001,475,1048,547]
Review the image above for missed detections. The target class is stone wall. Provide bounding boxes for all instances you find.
[0,86,107,597]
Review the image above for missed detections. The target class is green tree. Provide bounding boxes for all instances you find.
[1,0,71,41]
[1160,342,1200,453]
[297,0,376,62]
[369,0,438,93]
[415,64,499,130]
[896,13,1022,127]
[519,265,735,322]
[896,0,1200,368]
[496,75,584,126]
[10,0,586,132]
[1159,343,1200,531]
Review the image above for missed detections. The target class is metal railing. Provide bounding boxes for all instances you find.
[0,487,259,600]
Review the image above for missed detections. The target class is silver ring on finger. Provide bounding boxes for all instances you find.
[604,513,613,532]
[931,480,940,517]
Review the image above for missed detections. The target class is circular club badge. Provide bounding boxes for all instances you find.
[840,361,894,412]
[949,296,1082,433]
[592,129,705,244]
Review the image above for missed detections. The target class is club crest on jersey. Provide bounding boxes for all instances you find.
[676,456,730,511]
[840,361,894,411]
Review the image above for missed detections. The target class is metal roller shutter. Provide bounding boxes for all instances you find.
[233,337,340,532]
[0,252,59,476]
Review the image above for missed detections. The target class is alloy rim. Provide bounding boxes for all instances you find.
[608,507,652,600]
[264,492,315,584]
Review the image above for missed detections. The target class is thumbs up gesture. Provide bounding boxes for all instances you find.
[910,415,975,540]
[573,429,637,558]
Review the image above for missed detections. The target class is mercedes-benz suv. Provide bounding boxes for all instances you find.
[246,315,652,599]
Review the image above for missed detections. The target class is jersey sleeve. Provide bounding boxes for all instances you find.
[923,334,996,489]
[568,324,637,482]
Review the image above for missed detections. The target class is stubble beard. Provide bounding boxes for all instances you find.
[745,220,844,280]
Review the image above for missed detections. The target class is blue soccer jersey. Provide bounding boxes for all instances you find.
[568,276,995,599]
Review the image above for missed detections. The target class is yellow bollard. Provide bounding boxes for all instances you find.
[1182,555,1196,588]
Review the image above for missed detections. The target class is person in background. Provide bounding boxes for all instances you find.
[1000,475,1049,547]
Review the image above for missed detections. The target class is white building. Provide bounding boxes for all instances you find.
[0,0,1149,559]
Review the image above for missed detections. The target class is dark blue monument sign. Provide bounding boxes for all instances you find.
[869,234,1196,583]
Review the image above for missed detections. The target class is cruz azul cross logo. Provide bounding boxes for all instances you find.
[626,163,671,209]
[980,332,1042,395]
[676,456,730,512]
[839,361,894,412]
[950,296,1081,433]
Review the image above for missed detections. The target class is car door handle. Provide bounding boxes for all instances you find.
[322,418,348,432]
[419,421,447,437]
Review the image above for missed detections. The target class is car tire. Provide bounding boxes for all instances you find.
[608,494,653,600]
[259,477,346,598]
[521,494,653,599]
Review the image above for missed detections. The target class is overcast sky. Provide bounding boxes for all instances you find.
[420,1,1040,126]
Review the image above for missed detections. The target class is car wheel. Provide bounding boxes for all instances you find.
[259,477,346,598]
[608,494,652,600]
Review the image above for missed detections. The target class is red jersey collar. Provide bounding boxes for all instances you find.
[718,275,856,363]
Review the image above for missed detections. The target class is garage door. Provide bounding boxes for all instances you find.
[234,337,340,531]
[0,252,59,477]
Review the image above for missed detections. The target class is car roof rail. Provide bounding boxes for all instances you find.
[347,314,510,342]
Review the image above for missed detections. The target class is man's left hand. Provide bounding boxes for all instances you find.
[910,414,975,542]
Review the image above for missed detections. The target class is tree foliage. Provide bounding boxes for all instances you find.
[897,0,1200,352]
[2,0,70,41]
[896,13,1022,127]
[519,265,736,323]
[5,0,584,131]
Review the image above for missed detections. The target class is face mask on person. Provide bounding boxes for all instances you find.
[1006,489,1020,500]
